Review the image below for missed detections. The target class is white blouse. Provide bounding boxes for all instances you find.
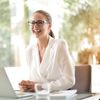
[26,37,75,91]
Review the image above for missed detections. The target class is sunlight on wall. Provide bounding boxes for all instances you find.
[80,38,92,50]
[10,0,26,66]
[94,34,100,46]
[11,34,26,66]
[9,0,24,28]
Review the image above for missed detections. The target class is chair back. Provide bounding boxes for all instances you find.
[71,65,91,93]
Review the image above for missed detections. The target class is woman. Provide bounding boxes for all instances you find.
[19,10,75,92]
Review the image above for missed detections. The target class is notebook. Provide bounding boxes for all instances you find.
[0,67,34,98]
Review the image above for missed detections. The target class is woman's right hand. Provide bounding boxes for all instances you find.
[19,80,35,92]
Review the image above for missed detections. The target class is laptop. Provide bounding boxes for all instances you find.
[0,67,34,98]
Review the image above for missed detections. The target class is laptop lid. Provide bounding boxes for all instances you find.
[0,67,34,98]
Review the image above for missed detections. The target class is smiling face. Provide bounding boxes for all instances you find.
[30,12,51,39]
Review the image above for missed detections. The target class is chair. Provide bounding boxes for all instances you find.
[71,64,91,93]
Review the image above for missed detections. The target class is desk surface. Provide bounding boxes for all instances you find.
[0,93,96,100]
[82,94,100,100]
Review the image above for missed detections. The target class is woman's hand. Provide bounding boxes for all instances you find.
[19,80,35,92]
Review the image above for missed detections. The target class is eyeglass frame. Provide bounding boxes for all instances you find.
[28,20,48,26]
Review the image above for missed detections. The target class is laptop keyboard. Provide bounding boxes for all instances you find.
[15,90,34,97]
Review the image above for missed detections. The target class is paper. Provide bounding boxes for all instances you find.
[50,89,77,97]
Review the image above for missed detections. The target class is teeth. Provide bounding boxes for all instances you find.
[35,30,40,32]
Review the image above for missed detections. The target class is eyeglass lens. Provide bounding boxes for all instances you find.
[28,20,47,26]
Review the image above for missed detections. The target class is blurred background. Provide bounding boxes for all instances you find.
[0,0,100,67]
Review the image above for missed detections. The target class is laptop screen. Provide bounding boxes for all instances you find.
[0,67,17,97]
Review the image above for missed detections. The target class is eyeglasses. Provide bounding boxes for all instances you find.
[28,20,48,26]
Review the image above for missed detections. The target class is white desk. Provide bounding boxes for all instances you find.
[0,93,94,100]
[83,94,100,100]
[0,96,34,100]
[0,95,76,100]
